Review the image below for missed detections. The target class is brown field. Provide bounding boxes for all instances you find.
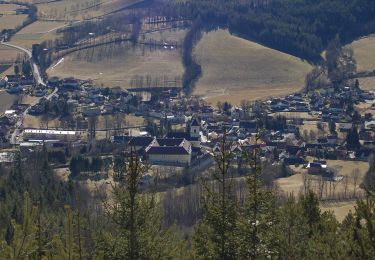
[16,20,66,34]
[0,91,17,114]
[0,3,25,14]
[142,28,188,44]
[8,20,65,49]
[0,14,28,31]
[47,43,184,88]
[276,159,369,220]
[0,44,24,62]
[320,201,357,222]
[193,30,313,105]
[10,30,60,49]
[35,0,139,21]
[350,35,375,71]
[359,76,375,91]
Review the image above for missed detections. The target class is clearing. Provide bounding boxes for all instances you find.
[193,29,313,105]
[350,35,375,72]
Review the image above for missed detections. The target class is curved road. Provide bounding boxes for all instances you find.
[1,42,59,144]
[0,41,46,86]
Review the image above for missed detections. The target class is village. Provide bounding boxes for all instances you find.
[0,60,374,202]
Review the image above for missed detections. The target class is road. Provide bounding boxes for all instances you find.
[9,86,58,145]
[0,41,46,86]
[1,41,58,144]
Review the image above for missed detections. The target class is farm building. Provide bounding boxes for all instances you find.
[23,129,78,141]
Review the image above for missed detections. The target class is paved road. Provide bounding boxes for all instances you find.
[0,41,46,86]
[9,86,58,145]
[1,41,58,144]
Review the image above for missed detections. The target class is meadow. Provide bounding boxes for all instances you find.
[350,34,375,72]
[193,30,313,105]
[47,28,186,88]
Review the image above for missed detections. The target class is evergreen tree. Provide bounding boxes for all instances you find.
[95,148,185,259]
[274,196,309,259]
[236,135,276,259]
[346,127,361,150]
[193,134,238,259]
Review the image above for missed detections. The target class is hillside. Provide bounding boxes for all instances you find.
[350,35,375,91]
[193,30,312,105]
[351,35,375,71]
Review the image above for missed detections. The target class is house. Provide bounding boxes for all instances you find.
[48,76,60,87]
[239,120,257,133]
[307,161,327,175]
[6,85,23,94]
[111,136,154,152]
[365,120,375,130]
[62,78,79,90]
[23,129,78,141]
[284,157,307,165]
[166,118,201,147]
[145,138,192,166]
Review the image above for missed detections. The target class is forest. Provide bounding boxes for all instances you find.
[162,0,375,62]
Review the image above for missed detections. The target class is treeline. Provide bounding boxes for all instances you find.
[181,19,203,95]
[161,0,375,62]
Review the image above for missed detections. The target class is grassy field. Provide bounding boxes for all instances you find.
[35,0,139,21]
[9,20,66,49]
[359,77,375,91]
[276,159,369,221]
[350,35,375,71]
[16,20,66,34]
[320,201,357,222]
[0,14,28,31]
[0,3,25,14]
[193,30,313,105]
[0,45,24,62]
[47,28,185,88]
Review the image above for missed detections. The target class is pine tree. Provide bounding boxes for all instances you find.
[95,148,185,259]
[274,196,309,259]
[236,134,276,259]
[0,192,38,258]
[193,133,238,259]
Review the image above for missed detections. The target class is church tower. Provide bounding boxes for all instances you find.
[190,117,200,138]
